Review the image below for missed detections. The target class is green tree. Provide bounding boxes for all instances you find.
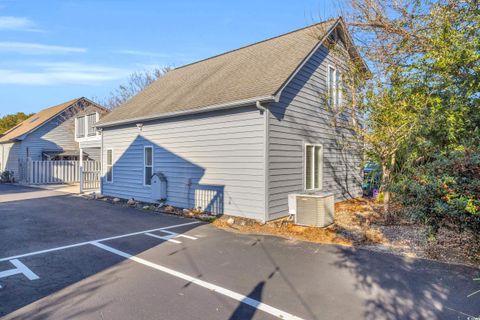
[0,112,32,134]
[343,0,480,211]
[347,0,480,157]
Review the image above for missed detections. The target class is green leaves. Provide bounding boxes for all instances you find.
[0,112,32,134]
[393,150,480,232]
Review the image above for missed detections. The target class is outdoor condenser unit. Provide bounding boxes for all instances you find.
[289,193,335,227]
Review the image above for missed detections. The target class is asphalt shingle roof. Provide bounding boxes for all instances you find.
[97,19,338,127]
[0,98,82,143]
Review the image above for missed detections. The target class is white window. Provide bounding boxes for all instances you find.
[76,116,85,138]
[106,149,113,183]
[144,146,153,186]
[327,66,341,108]
[305,144,323,190]
[87,113,97,136]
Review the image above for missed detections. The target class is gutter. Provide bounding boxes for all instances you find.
[255,101,267,112]
[96,95,276,129]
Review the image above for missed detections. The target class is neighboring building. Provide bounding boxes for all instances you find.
[0,97,107,182]
[96,17,367,221]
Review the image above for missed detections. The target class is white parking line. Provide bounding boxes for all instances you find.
[145,232,182,244]
[160,230,198,240]
[92,242,304,320]
[0,221,200,262]
[0,259,39,281]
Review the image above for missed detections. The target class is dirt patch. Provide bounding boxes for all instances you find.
[213,198,480,267]
[214,217,353,246]
[424,228,480,265]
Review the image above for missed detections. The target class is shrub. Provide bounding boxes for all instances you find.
[392,150,480,232]
[0,170,15,183]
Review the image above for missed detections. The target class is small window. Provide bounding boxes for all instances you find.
[106,149,113,183]
[76,116,85,138]
[305,144,323,190]
[327,66,341,108]
[87,113,97,136]
[144,146,153,186]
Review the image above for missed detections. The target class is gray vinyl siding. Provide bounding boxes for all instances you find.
[0,142,20,177]
[101,106,266,220]
[20,111,79,161]
[79,139,101,149]
[267,43,363,219]
[83,147,101,161]
[0,103,102,180]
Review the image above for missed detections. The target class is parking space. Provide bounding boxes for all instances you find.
[1,184,479,320]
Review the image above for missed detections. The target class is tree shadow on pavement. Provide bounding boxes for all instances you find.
[229,281,266,320]
[331,246,480,320]
[0,191,202,318]
[5,268,118,320]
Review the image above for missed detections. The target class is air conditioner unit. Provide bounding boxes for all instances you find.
[289,193,334,227]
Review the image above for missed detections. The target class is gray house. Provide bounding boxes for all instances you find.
[0,97,107,183]
[96,18,367,221]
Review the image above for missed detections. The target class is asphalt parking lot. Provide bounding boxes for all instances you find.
[0,184,479,320]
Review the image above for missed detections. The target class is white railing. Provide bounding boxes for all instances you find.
[27,160,100,186]
[193,185,224,215]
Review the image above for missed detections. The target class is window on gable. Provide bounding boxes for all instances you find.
[106,149,113,182]
[305,144,323,190]
[328,66,341,108]
[76,116,85,138]
[144,146,153,186]
[87,113,97,136]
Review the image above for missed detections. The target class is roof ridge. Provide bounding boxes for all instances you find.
[0,97,83,142]
[173,18,338,72]
[39,97,82,112]
[9,97,81,129]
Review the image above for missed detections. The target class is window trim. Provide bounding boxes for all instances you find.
[143,145,154,187]
[87,113,97,136]
[304,143,323,191]
[327,65,341,108]
[106,148,113,183]
[76,115,86,138]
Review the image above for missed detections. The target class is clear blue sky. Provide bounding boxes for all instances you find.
[0,0,341,115]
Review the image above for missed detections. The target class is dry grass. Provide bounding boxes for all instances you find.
[213,198,480,266]
[213,198,384,247]
[214,218,353,246]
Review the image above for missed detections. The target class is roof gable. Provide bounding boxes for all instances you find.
[0,98,106,143]
[98,18,365,127]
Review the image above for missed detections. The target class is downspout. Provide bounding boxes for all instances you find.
[255,101,267,112]
[256,101,269,223]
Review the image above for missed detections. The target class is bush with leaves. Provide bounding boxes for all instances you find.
[393,150,480,232]
[0,171,15,183]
